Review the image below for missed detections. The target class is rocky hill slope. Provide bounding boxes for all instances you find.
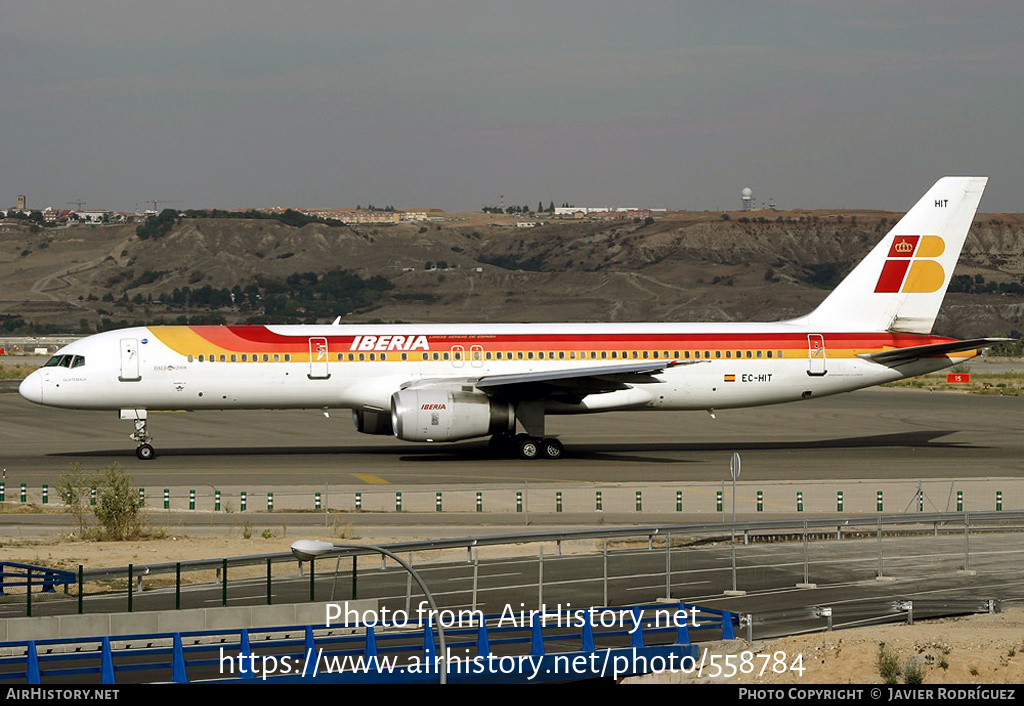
[2,209,1022,338]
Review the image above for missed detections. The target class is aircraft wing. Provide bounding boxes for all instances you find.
[857,337,1010,366]
[402,359,706,402]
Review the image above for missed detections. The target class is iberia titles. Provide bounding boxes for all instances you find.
[349,335,430,352]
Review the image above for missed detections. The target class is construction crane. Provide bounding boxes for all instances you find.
[145,199,182,212]
[67,200,87,210]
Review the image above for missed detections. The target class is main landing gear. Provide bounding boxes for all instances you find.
[489,433,564,460]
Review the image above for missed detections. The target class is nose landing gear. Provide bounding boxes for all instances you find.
[124,410,156,460]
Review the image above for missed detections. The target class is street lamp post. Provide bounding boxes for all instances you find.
[290,539,449,684]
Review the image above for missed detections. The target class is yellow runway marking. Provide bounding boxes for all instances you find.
[352,473,390,485]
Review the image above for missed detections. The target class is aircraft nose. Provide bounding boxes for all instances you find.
[19,372,43,404]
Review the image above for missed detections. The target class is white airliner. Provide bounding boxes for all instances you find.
[20,177,1002,460]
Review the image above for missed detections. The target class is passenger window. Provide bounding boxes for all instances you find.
[198,355,205,362]
[726,351,732,359]
[231,354,237,362]
[517,352,524,360]
[402,353,408,361]
[241,354,247,362]
[284,354,291,362]
[443,352,450,360]
[219,355,226,362]
[274,354,281,362]
[263,354,270,362]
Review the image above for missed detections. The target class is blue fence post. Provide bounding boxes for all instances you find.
[364,625,378,661]
[239,629,252,680]
[26,641,40,684]
[100,637,115,684]
[172,633,188,683]
[530,614,544,656]
[423,618,436,666]
[630,606,645,648]
[0,563,6,596]
[721,611,736,640]
[676,603,691,645]
[581,614,595,653]
[476,620,491,657]
[304,626,316,658]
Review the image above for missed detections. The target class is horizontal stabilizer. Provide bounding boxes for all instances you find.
[857,337,1010,365]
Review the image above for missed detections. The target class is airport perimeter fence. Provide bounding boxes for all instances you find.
[2,477,1020,515]
[3,511,1022,627]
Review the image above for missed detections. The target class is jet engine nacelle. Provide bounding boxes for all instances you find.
[352,407,394,435]
[391,389,514,442]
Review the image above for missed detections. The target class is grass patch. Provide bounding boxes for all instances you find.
[882,372,1024,396]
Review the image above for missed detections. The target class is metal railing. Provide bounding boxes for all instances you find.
[0,602,737,684]
[3,511,1021,622]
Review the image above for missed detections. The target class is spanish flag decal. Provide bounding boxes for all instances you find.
[724,374,736,382]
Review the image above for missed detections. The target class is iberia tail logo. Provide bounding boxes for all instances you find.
[874,235,946,293]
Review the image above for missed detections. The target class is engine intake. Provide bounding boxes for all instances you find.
[391,389,514,442]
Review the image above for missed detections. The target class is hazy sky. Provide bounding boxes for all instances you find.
[3,1,1022,213]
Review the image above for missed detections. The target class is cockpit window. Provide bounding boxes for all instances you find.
[42,354,85,368]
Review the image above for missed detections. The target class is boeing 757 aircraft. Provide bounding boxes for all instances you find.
[20,177,1002,460]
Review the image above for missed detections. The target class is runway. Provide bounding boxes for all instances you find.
[1,387,1021,487]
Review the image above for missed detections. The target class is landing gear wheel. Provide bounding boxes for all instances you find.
[541,438,564,460]
[136,444,155,461]
[517,437,540,460]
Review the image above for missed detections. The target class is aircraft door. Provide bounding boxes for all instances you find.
[470,345,484,368]
[308,337,330,379]
[807,334,827,377]
[119,338,141,382]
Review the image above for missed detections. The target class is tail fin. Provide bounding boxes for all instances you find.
[802,176,988,334]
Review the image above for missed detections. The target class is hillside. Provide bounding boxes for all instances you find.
[1,209,1023,339]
